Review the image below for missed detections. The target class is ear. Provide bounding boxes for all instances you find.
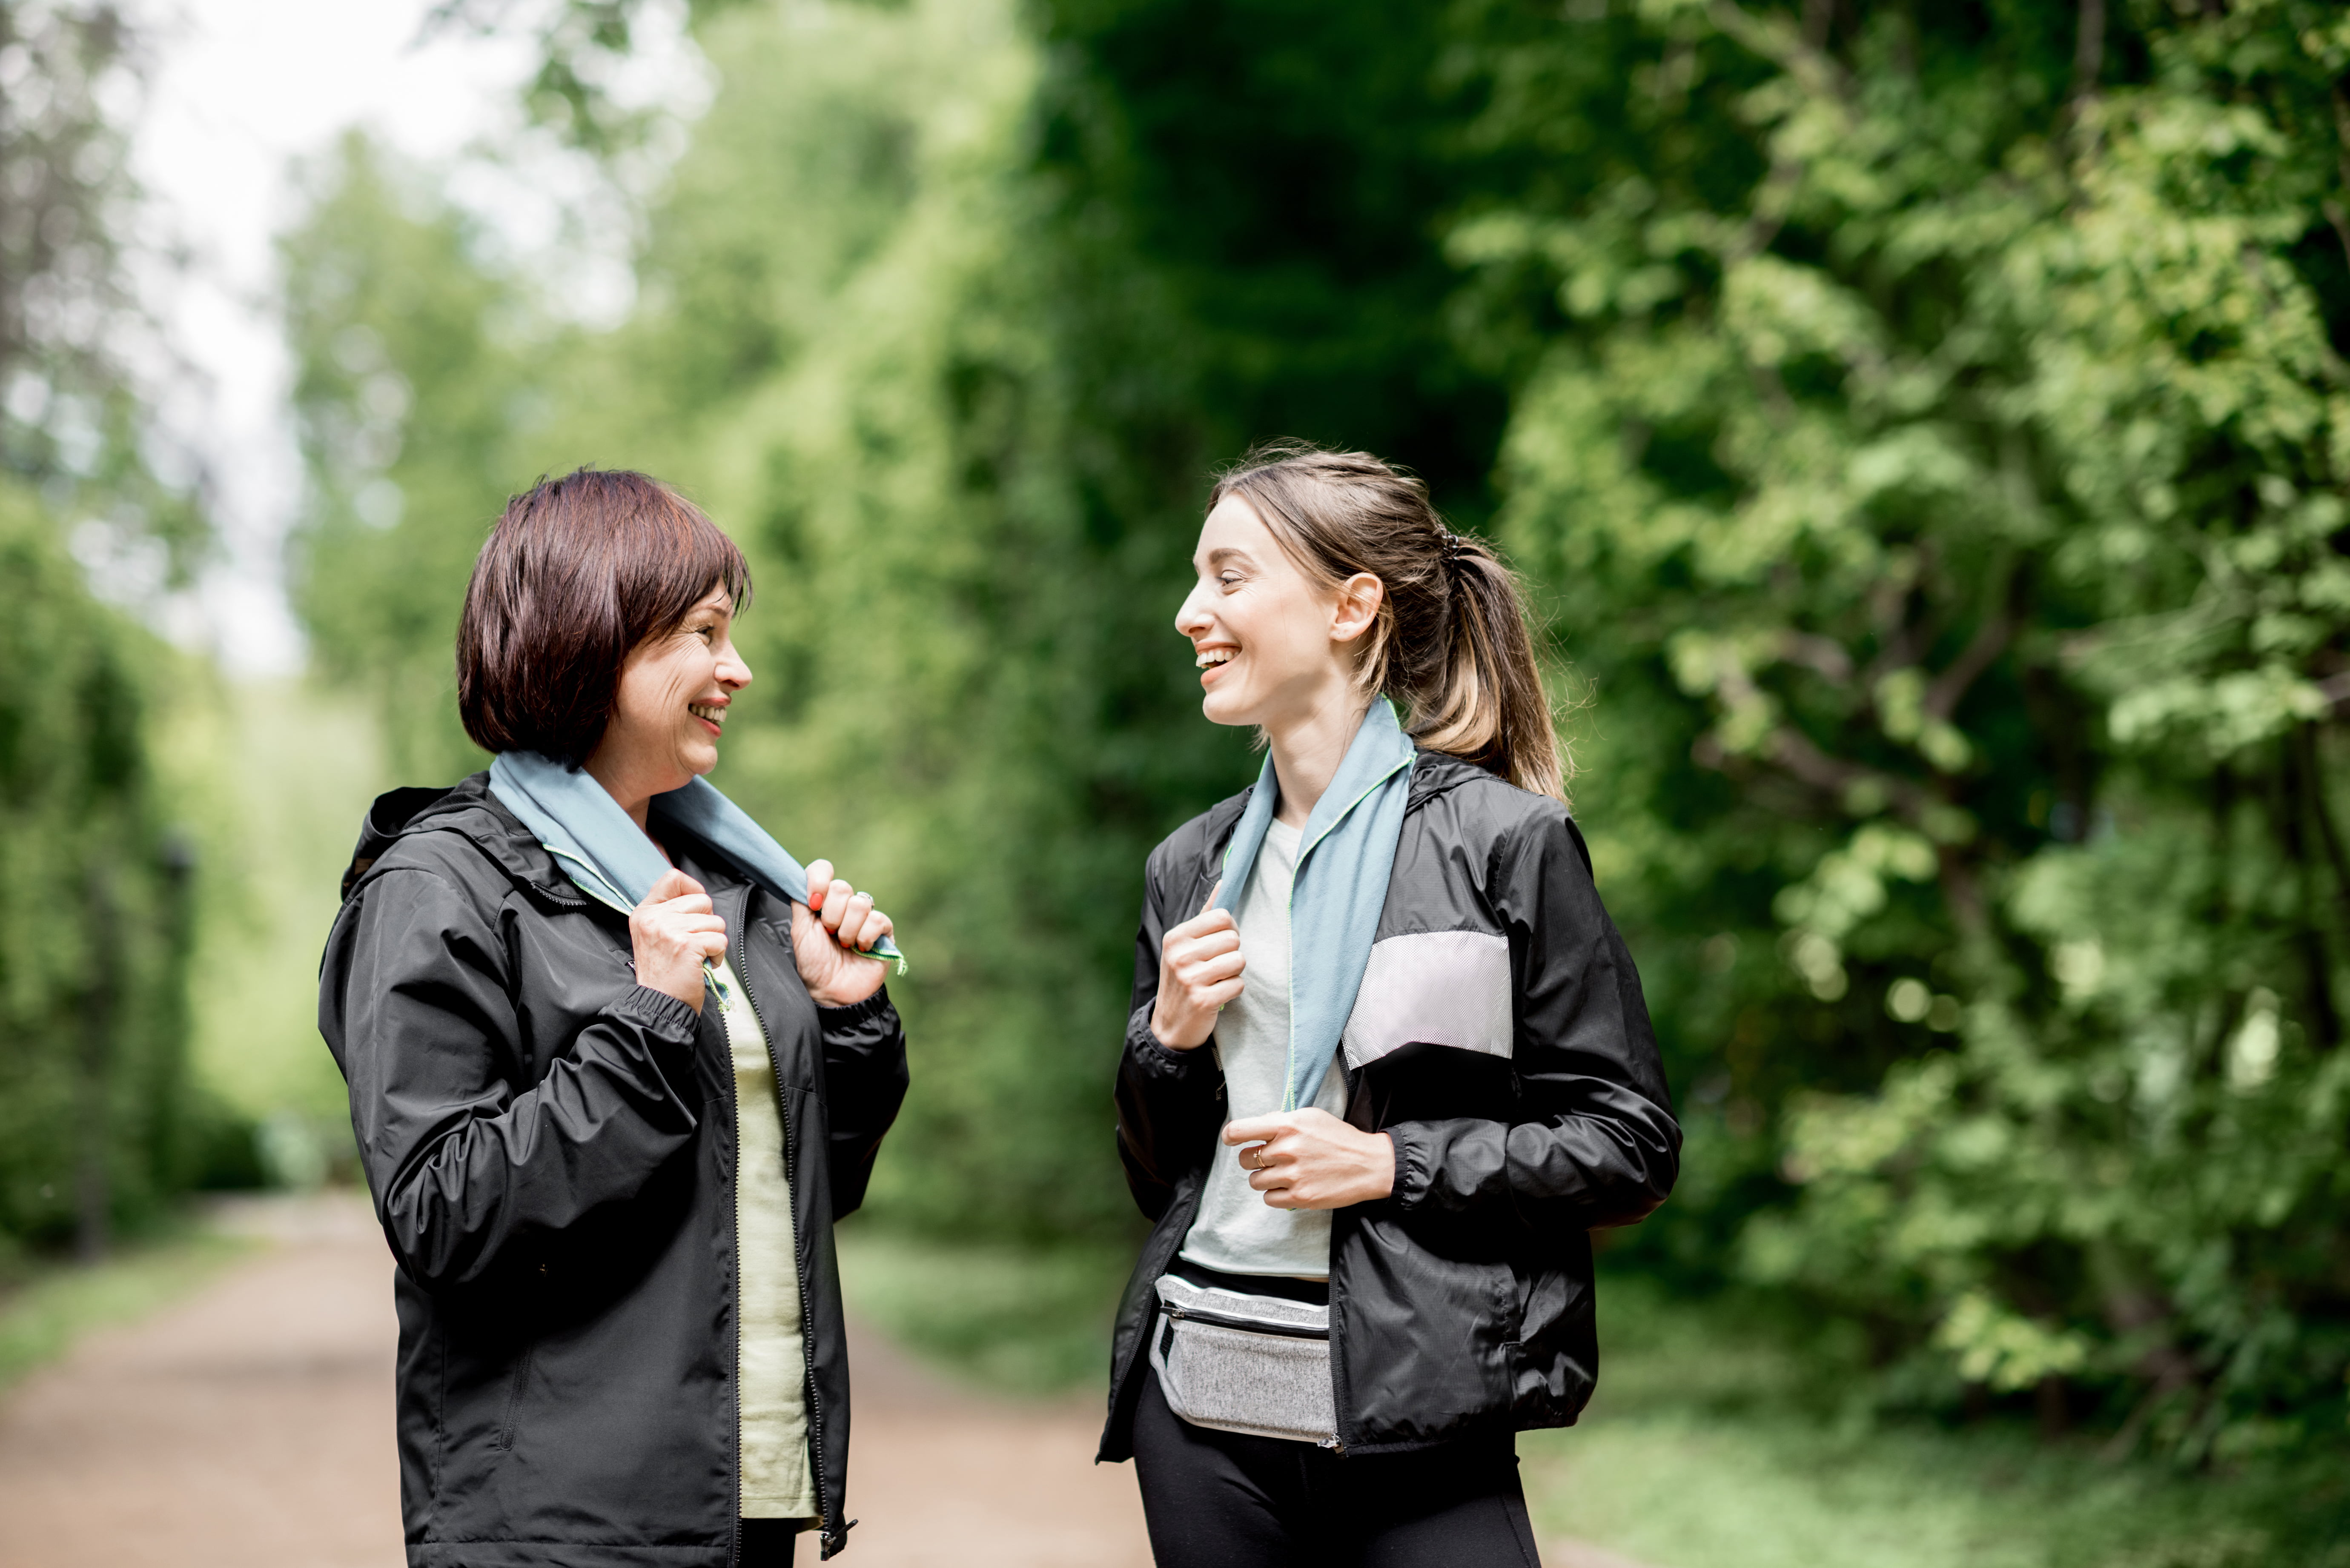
[1329,572,1384,645]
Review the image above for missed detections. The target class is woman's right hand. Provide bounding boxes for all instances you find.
[1149,886,1244,1050]
[632,868,730,1013]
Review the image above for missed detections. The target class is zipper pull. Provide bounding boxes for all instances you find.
[1317,1436,1345,1453]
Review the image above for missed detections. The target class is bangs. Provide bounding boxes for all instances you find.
[613,487,754,650]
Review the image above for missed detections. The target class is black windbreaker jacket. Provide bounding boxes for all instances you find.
[1100,752,1679,1460]
[318,774,908,1565]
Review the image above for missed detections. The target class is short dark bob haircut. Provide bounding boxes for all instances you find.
[457,468,751,766]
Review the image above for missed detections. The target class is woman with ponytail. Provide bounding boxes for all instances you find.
[1098,443,1680,1567]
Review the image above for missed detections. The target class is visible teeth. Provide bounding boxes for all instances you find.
[690,703,725,725]
[1195,649,1235,669]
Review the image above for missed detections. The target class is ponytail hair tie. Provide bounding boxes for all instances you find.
[1438,527,1466,566]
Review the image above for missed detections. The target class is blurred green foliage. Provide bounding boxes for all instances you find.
[276,0,2350,1466]
[0,486,203,1253]
[0,2,218,1258]
[174,678,386,1190]
[0,1,206,554]
[1472,0,2350,1461]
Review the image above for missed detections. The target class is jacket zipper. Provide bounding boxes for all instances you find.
[719,953,745,1568]
[733,908,837,1554]
[1163,1303,1329,1340]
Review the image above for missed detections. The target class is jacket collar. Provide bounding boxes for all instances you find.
[340,772,588,908]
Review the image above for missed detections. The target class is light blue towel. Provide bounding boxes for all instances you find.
[487,751,906,975]
[1213,700,1416,1110]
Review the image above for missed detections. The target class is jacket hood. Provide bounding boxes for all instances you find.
[340,772,581,907]
[1405,748,1510,810]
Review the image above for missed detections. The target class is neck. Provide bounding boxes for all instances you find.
[582,755,658,833]
[1264,691,1373,830]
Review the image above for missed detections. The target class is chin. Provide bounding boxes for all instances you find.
[1198,692,1258,729]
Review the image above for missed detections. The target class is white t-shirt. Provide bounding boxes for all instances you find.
[1179,818,1350,1279]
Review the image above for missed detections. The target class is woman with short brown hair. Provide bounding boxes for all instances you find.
[322,468,905,1566]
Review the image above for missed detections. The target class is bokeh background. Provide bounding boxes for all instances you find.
[5,0,2350,1562]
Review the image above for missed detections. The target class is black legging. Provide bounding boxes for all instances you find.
[1131,1368,1543,1568]
[739,1518,798,1565]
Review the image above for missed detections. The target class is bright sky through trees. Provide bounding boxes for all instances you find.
[126,0,701,674]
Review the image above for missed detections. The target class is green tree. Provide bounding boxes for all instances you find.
[0,491,197,1256]
[281,132,556,786]
[285,0,2350,1455]
[0,1,210,1259]
[1464,0,2350,1451]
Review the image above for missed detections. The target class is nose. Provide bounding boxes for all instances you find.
[719,637,753,690]
[1175,579,1214,638]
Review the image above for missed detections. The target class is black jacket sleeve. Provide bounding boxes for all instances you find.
[1113,837,1224,1223]
[1385,807,1680,1234]
[815,988,908,1218]
[321,867,705,1288]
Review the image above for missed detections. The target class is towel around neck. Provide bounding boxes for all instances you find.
[487,751,906,974]
[1212,700,1417,1109]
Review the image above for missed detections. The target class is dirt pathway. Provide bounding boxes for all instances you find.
[0,1195,399,1568]
[0,1193,1636,1568]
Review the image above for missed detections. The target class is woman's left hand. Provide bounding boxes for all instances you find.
[791,858,892,1009]
[1223,1109,1396,1210]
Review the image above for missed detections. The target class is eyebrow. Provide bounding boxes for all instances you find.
[1201,547,1255,569]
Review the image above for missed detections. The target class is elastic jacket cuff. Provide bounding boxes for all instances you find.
[610,983,700,1040]
[817,987,895,1027]
[1386,1122,1434,1212]
[1126,1001,1212,1076]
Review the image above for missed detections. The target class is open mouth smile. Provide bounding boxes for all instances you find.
[1195,646,1236,685]
[688,701,727,735]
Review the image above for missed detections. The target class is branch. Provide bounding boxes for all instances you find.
[1922,601,2017,724]
[1708,0,1851,261]
[1757,726,1933,822]
[1780,632,1855,685]
[2069,0,2105,111]
[2316,668,2350,718]
[2331,86,2350,275]
[2295,723,2350,936]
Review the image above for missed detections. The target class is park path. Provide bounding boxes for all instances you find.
[0,1193,1641,1568]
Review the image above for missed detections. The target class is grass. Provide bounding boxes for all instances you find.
[0,1215,252,1395]
[834,1222,1130,1396]
[1523,1276,2350,1568]
[830,1229,2350,1567]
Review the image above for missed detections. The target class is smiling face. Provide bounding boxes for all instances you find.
[585,584,753,808]
[1176,492,1376,732]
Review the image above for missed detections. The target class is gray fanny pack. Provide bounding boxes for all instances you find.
[1148,1273,1336,1445]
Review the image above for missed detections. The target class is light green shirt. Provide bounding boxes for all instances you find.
[713,956,817,1523]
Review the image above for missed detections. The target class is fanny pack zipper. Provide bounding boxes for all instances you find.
[1164,1303,1329,1340]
